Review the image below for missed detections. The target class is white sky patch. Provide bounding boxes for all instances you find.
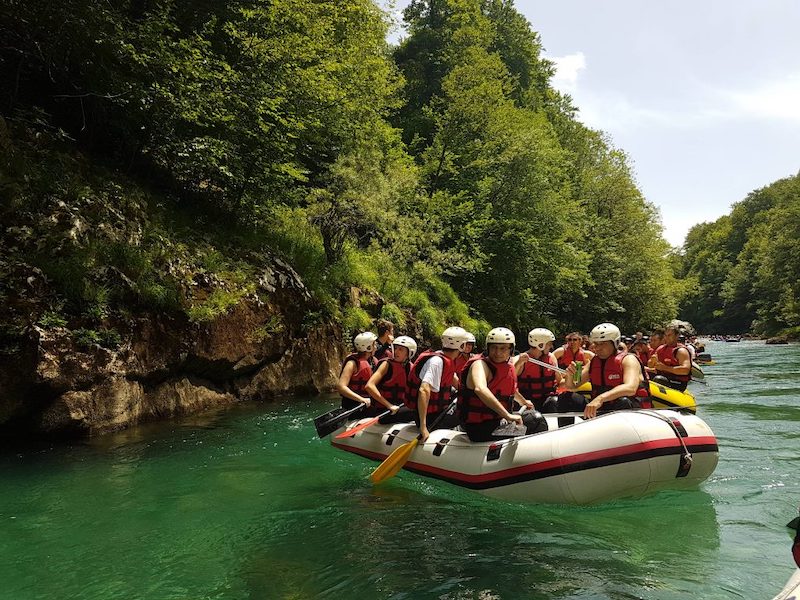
[725,74,800,123]
[549,52,586,94]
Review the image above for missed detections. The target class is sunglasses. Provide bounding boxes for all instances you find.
[567,337,581,342]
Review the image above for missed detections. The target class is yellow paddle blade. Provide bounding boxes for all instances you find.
[369,438,419,485]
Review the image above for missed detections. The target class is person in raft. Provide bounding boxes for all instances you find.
[649,324,692,392]
[513,328,561,412]
[336,331,378,412]
[407,326,467,441]
[553,331,595,370]
[631,338,651,367]
[364,335,418,423]
[453,331,477,379]
[373,319,395,361]
[647,329,664,362]
[555,322,651,426]
[458,327,548,442]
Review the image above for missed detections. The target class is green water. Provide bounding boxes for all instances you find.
[1,341,798,599]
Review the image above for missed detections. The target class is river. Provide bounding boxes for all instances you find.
[1,340,798,599]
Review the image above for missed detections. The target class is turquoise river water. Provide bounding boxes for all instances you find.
[1,340,798,599]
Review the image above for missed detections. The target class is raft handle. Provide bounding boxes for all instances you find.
[486,443,502,462]
[386,429,401,446]
[433,438,450,457]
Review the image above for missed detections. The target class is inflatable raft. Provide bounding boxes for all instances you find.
[772,569,800,600]
[332,409,718,505]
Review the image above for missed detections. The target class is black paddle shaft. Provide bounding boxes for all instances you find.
[313,404,365,438]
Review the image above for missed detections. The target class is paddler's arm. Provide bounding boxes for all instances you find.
[417,383,431,441]
[365,361,398,412]
[512,352,528,376]
[336,360,371,406]
[513,390,533,410]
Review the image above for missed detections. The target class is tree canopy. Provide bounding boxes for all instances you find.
[678,173,800,336]
[1,0,684,343]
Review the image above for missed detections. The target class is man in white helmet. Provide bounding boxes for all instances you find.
[513,328,561,411]
[557,322,651,424]
[336,332,378,411]
[459,327,547,441]
[406,326,466,441]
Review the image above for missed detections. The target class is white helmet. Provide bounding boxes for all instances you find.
[528,328,555,350]
[353,331,378,352]
[486,327,515,346]
[441,326,468,350]
[465,332,476,344]
[392,335,418,360]
[589,323,621,346]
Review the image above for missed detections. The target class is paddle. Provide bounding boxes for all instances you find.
[526,356,567,374]
[334,409,392,439]
[313,404,365,438]
[369,399,458,485]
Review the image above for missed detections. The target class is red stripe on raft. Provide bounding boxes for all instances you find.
[332,435,717,484]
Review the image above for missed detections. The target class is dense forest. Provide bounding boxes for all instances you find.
[678,173,800,337]
[0,0,683,348]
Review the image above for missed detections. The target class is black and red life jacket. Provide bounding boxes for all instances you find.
[518,352,557,403]
[557,345,587,370]
[634,349,650,366]
[406,350,457,414]
[458,355,517,425]
[374,341,393,361]
[339,353,374,400]
[453,353,473,377]
[589,351,650,407]
[375,357,409,406]
[655,343,691,386]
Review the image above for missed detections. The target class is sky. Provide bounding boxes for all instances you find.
[385,1,800,246]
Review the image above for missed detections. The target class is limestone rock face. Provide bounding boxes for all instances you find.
[0,260,346,437]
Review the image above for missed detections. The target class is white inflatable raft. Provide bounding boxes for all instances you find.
[772,568,800,600]
[332,410,718,505]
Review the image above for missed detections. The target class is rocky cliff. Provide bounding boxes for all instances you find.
[0,259,345,438]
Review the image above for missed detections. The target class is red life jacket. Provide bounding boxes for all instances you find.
[375,357,409,406]
[635,349,650,366]
[557,345,586,370]
[407,350,457,414]
[655,344,691,386]
[458,355,517,425]
[453,353,472,376]
[518,352,557,402]
[589,351,650,404]
[340,353,374,402]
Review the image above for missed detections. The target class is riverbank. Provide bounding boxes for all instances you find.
[0,299,344,439]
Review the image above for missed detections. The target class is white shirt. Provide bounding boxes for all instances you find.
[418,356,443,392]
